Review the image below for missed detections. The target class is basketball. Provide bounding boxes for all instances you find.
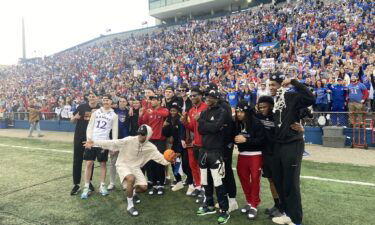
[163,149,176,161]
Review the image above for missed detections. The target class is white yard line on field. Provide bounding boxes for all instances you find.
[0,143,72,154]
[231,168,375,187]
[2,143,374,187]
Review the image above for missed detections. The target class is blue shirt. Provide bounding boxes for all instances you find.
[227,91,239,108]
[315,88,328,105]
[114,108,130,139]
[328,84,347,106]
[348,83,367,103]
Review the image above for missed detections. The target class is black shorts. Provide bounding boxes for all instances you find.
[198,149,224,170]
[262,154,273,178]
[83,147,109,162]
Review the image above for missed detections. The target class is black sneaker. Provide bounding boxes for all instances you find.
[196,205,216,216]
[127,207,139,217]
[148,187,157,195]
[241,205,251,214]
[247,208,258,220]
[70,185,80,195]
[217,211,230,224]
[133,194,141,204]
[157,186,164,195]
[89,183,95,192]
[191,189,201,197]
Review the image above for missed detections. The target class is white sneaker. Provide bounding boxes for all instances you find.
[186,185,195,196]
[99,185,109,196]
[171,181,184,191]
[272,214,293,224]
[228,198,239,212]
[108,183,115,191]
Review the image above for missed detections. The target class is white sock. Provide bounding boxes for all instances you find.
[84,183,90,188]
[188,184,194,189]
[100,182,106,187]
[196,186,201,190]
[133,189,136,196]
[127,197,134,210]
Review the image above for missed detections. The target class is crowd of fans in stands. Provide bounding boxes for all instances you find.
[0,0,374,121]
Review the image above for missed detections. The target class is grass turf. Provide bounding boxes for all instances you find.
[0,136,375,225]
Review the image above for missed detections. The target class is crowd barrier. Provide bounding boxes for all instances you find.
[1,112,374,147]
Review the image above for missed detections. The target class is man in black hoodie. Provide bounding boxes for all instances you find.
[269,72,315,225]
[196,89,230,225]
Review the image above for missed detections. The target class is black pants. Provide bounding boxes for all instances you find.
[146,140,166,186]
[199,149,228,211]
[272,140,304,224]
[181,148,193,185]
[73,137,93,185]
[222,144,236,198]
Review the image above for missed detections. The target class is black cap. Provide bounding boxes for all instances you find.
[270,72,285,84]
[179,83,189,92]
[236,101,250,112]
[205,89,220,99]
[258,95,274,105]
[190,86,203,95]
[207,82,218,90]
[137,125,148,136]
[170,102,182,112]
[165,86,175,92]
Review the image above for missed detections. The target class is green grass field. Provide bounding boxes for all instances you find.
[1,136,375,225]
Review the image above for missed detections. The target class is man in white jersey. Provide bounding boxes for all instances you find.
[81,95,118,199]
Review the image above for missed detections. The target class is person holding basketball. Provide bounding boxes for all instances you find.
[84,125,175,217]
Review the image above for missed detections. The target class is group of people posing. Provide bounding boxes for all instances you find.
[70,72,314,225]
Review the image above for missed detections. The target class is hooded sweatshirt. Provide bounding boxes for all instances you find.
[94,125,170,168]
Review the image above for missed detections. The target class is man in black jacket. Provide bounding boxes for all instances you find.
[269,72,315,225]
[206,83,238,211]
[196,89,230,225]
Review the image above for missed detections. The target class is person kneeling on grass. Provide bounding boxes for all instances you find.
[84,124,174,217]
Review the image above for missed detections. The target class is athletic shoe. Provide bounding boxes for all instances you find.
[70,185,80,195]
[195,194,205,204]
[272,214,292,224]
[186,185,195,196]
[108,183,115,191]
[190,188,201,197]
[133,194,141,204]
[148,187,157,195]
[196,206,216,216]
[241,204,251,214]
[127,207,139,217]
[157,186,165,195]
[172,181,184,191]
[228,198,238,212]
[217,211,230,224]
[247,208,258,220]
[89,183,95,192]
[81,187,90,199]
[99,185,109,196]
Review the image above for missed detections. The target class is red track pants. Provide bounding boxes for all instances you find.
[237,154,263,208]
[188,147,201,187]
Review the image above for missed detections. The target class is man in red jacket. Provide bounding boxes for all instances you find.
[139,95,169,195]
[181,87,207,199]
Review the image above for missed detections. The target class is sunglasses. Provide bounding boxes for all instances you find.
[178,89,187,92]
